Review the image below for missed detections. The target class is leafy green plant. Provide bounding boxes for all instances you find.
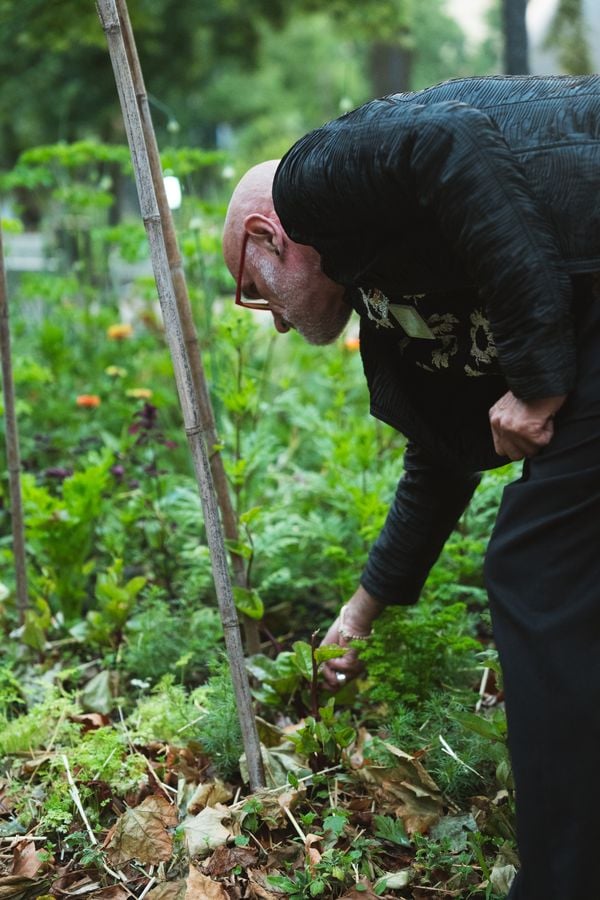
[21,452,113,622]
[380,693,510,809]
[77,559,146,647]
[127,675,199,743]
[195,666,243,779]
[268,842,373,899]
[289,697,355,771]
[360,601,481,707]
[122,590,223,684]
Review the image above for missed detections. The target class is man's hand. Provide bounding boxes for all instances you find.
[321,586,385,690]
[489,391,567,460]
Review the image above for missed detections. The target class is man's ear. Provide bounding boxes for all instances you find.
[243,214,284,256]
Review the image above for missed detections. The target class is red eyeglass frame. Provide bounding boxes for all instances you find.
[234,232,270,310]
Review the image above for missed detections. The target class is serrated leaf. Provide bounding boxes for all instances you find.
[373,814,411,847]
[323,813,347,837]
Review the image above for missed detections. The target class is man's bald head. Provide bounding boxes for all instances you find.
[222,159,351,345]
[222,160,280,271]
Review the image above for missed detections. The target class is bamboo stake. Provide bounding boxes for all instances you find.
[115,0,260,654]
[0,224,29,625]
[96,0,265,790]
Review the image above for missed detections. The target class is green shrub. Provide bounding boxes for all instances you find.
[382,693,510,807]
[0,688,79,756]
[195,666,243,779]
[360,600,481,707]
[122,591,223,685]
[127,675,199,743]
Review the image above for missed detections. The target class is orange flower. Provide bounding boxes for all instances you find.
[107,323,133,340]
[76,394,101,408]
[344,336,360,351]
[126,388,153,399]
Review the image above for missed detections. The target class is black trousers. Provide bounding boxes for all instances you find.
[485,276,600,900]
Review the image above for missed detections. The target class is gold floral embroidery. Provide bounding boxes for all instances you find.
[359,288,394,329]
[469,309,497,367]
[426,313,460,369]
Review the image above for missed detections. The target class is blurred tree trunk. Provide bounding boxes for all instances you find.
[370,43,412,95]
[544,0,593,74]
[502,0,529,74]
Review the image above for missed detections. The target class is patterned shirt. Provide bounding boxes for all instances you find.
[356,287,500,378]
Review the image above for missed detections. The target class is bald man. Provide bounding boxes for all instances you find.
[223,75,600,900]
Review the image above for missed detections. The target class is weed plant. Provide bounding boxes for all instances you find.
[122,589,223,685]
[381,693,510,807]
[194,665,244,779]
[360,600,482,707]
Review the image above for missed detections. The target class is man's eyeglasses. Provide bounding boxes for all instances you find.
[234,232,270,311]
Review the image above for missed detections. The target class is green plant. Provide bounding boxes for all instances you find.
[379,693,510,809]
[127,675,199,743]
[0,687,78,756]
[268,842,373,898]
[361,601,481,707]
[195,666,243,780]
[412,831,508,899]
[77,559,146,647]
[248,640,347,713]
[289,697,356,771]
[122,590,223,684]
[21,452,113,622]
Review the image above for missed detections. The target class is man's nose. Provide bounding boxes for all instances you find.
[272,312,291,334]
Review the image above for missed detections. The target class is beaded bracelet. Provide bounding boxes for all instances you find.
[338,604,372,642]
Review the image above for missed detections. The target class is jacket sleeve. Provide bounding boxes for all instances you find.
[360,442,481,605]
[275,100,577,400]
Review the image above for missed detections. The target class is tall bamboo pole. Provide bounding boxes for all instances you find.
[114,0,260,654]
[96,0,265,790]
[0,225,29,625]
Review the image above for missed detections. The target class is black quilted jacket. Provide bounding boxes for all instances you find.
[273,75,600,604]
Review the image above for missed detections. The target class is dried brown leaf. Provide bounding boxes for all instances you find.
[185,867,228,900]
[146,883,186,900]
[183,805,232,858]
[70,713,110,732]
[0,876,47,899]
[11,842,44,879]
[234,787,302,833]
[140,794,178,827]
[0,784,15,816]
[188,781,233,816]
[304,834,321,871]
[107,794,176,866]
[90,888,130,900]
[355,761,443,834]
[246,869,284,899]
[203,844,258,877]
[339,879,381,899]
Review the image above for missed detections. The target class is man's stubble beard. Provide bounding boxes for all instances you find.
[259,253,352,345]
[293,300,352,345]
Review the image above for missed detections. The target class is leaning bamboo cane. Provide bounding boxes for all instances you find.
[96,0,265,790]
[0,224,29,625]
[115,0,260,654]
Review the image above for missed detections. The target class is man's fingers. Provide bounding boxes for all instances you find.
[491,417,555,460]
